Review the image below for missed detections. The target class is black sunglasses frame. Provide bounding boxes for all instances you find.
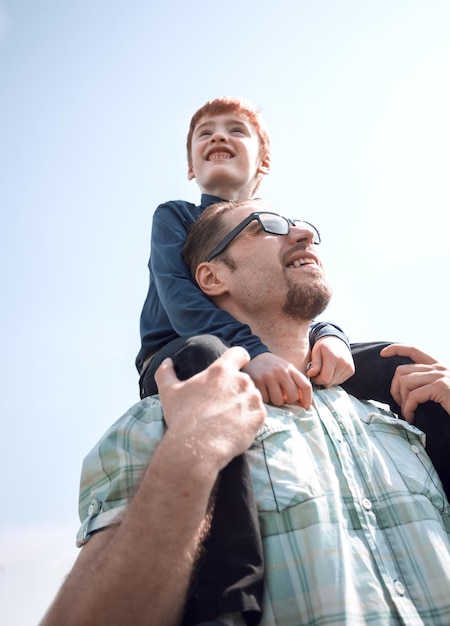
[206,211,321,262]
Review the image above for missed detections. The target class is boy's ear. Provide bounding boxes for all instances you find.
[195,262,228,297]
[258,154,271,175]
[187,164,196,181]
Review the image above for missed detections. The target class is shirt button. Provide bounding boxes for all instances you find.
[88,497,101,516]
[411,444,420,454]
[362,498,372,510]
[394,580,405,596]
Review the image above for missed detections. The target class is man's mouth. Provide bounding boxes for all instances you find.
[286,256,318,269]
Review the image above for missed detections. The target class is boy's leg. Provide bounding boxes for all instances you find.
[140,335,264,626]
[140,335,230,398]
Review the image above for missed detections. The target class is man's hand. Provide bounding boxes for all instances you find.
[307,336,355,387]
[242,352,312,408]
[381,344,450,423]
[155,347,266,471]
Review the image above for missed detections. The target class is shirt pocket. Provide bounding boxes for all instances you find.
[363,411,448,511]
[248,413,325,512]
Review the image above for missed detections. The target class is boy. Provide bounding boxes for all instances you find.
[134,97,411,626]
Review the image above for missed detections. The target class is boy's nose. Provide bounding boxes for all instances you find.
[210,129,227,142]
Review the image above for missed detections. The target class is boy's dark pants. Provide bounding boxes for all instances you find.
[141,335,264,626]
[141,337,450,625]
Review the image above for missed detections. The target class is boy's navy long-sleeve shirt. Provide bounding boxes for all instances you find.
[136,194,348,373]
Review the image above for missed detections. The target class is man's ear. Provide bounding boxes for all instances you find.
[258,154,271,175]
[195,262,228,296]
[187,164,195,181]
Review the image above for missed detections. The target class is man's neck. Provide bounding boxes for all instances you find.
[224,304,312,372]
[260,325,311,373]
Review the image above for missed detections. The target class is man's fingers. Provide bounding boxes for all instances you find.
[154,358,177,388]
[216,346,251,371]
[380,344,437,365]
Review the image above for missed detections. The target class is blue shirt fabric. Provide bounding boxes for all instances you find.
[136,194,348,372]
[77,389,450,625]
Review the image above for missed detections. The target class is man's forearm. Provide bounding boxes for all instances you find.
[42,431,219,626]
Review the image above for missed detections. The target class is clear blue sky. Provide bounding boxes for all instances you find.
[1,1,450,623]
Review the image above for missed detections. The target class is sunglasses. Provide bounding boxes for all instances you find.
[206,211,321,262]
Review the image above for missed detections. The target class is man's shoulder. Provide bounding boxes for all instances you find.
[83,397,165,465]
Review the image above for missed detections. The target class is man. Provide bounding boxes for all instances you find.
[42,199,450,626]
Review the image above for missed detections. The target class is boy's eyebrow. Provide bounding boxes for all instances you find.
[194,118,252,133]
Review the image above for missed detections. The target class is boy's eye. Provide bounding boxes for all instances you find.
[198,130,212,137]
[231,128,246,135]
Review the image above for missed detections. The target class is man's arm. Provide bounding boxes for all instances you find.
[42,348,265,626]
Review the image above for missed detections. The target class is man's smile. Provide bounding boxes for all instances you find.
[285,250,319,269]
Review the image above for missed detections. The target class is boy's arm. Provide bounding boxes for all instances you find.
[42,349,265,626]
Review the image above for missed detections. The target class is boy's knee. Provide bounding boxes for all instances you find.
[173,335,229,380]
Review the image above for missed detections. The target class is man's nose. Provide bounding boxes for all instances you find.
[287,222,316,244]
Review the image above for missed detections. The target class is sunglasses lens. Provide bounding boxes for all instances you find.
[260,214,289,235]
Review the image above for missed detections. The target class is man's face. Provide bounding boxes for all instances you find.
[214,205,332,322]
[187,113,268,198]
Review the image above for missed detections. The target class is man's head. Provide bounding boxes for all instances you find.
[182,199,332,331]
[186,97,271,199]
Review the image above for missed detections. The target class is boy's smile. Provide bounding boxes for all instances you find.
[206,148,234,161]
[187,113,270,200]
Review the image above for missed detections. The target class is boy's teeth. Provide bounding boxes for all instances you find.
[209,152,230,160]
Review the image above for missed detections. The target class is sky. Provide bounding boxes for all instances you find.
[1,0,450,623]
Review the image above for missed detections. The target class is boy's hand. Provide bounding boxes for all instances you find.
[381,344,450,423]
[307,336,355,387]
[243,352,312,408]
[155,347,266,470]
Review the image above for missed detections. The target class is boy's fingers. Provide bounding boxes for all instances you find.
[380,344,437,365]
[306,355,322,378]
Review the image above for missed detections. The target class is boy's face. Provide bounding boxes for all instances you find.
[187,112,270,200]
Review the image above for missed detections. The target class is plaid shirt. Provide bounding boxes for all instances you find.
[78,388,450,626]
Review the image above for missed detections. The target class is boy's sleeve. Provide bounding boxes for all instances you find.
[308,321,351,350]
[143,203,269,360]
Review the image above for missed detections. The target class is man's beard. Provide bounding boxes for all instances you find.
[282,272,332,322]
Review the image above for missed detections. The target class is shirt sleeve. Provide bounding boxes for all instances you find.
[76,398,165,546]
[309,321,351,350]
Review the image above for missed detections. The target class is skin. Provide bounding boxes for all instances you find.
[41,348,266,626]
